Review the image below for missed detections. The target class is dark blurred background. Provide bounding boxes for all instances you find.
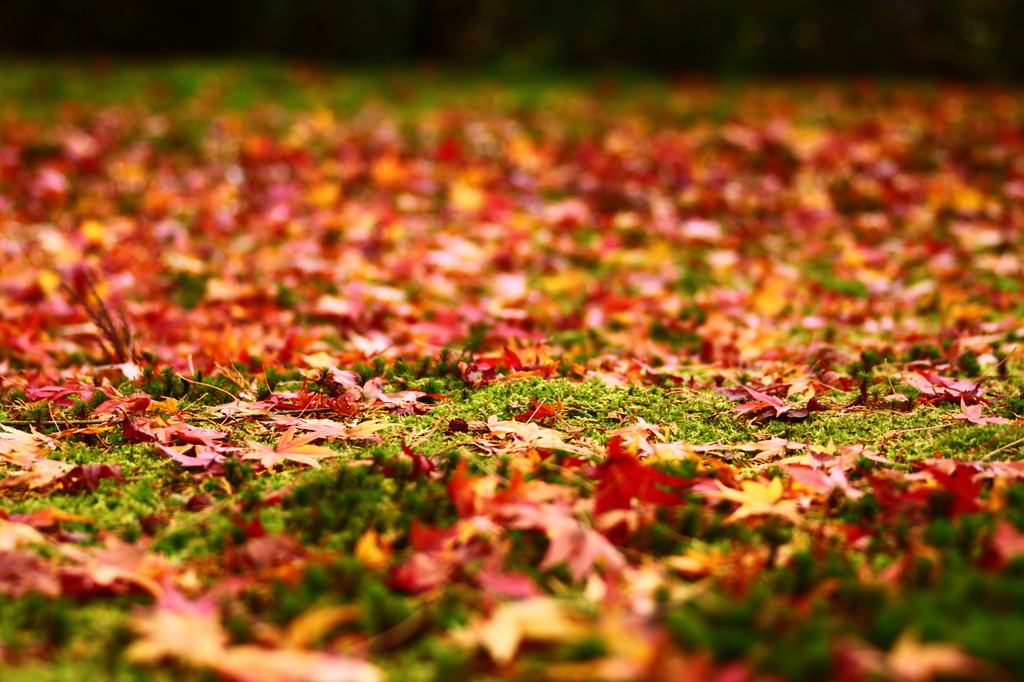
[1,0,1021,79]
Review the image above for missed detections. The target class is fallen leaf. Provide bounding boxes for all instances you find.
[128,588,381,682]
[354,528,391,569]
[282,605,362,649]
[506,502,627,581]
[223,645,381,682]
[0,424,55,466]
[704,477,802,524]
[242,427,342,470]
[512,397,563,422]
[126,590,228,668]
[954,397,1010,425]
[886,629,991,682]
[0,549,61,597]
[454,598,586,666]
[593,436,691,515]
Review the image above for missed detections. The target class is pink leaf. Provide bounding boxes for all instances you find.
[954,397,1010,425]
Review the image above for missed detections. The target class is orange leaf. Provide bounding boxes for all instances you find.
[242,427,341,470]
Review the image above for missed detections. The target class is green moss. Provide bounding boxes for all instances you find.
[900,423,1024,462]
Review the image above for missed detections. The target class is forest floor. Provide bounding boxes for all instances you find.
[1,62,1023,681]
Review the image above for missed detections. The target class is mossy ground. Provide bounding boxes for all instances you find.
[2,353,1023,680]
[3,63,1024,680]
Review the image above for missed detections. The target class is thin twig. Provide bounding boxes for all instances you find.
[0,407,347,430]
[365,608,431,654]
[214,407,341,422]
[970,343,1020,388]
[0,418,114,427]
[837,406,897,416]
[980,435,1024,461]
[179,376,239,400]
[883,423,956,437]
[60,271,138,364]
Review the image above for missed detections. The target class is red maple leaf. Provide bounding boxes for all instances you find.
[503,347,524,371]
[122,415,159,444]
[865,472,929,523]
[391,518,503,593]
[446,459,498,517]
[917,460,984,516]
[459,361,501,387]
[54,463,123,493]
[512,397,563,422]
[592,436,691,516]
[161,422,228,447]
[400,441,436,479]
[94,392,153,416]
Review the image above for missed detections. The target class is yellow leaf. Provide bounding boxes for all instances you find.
[223,646,381,682]
[666,545,728,579]
[707,477,802,525]
[456,598,587,666]
[300,351,338,369]
[886,629,990,682]
[150,397,179,414]
[354,529,391,569]
[81,219,111,247]
[128,592,381,682]
[450,179,485,213]
[37,269,62,295]
[283,605,361,649]
[751,278,789,318]
[126,601,227,668]
[345,420,392,440]
[506,135,542,171]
